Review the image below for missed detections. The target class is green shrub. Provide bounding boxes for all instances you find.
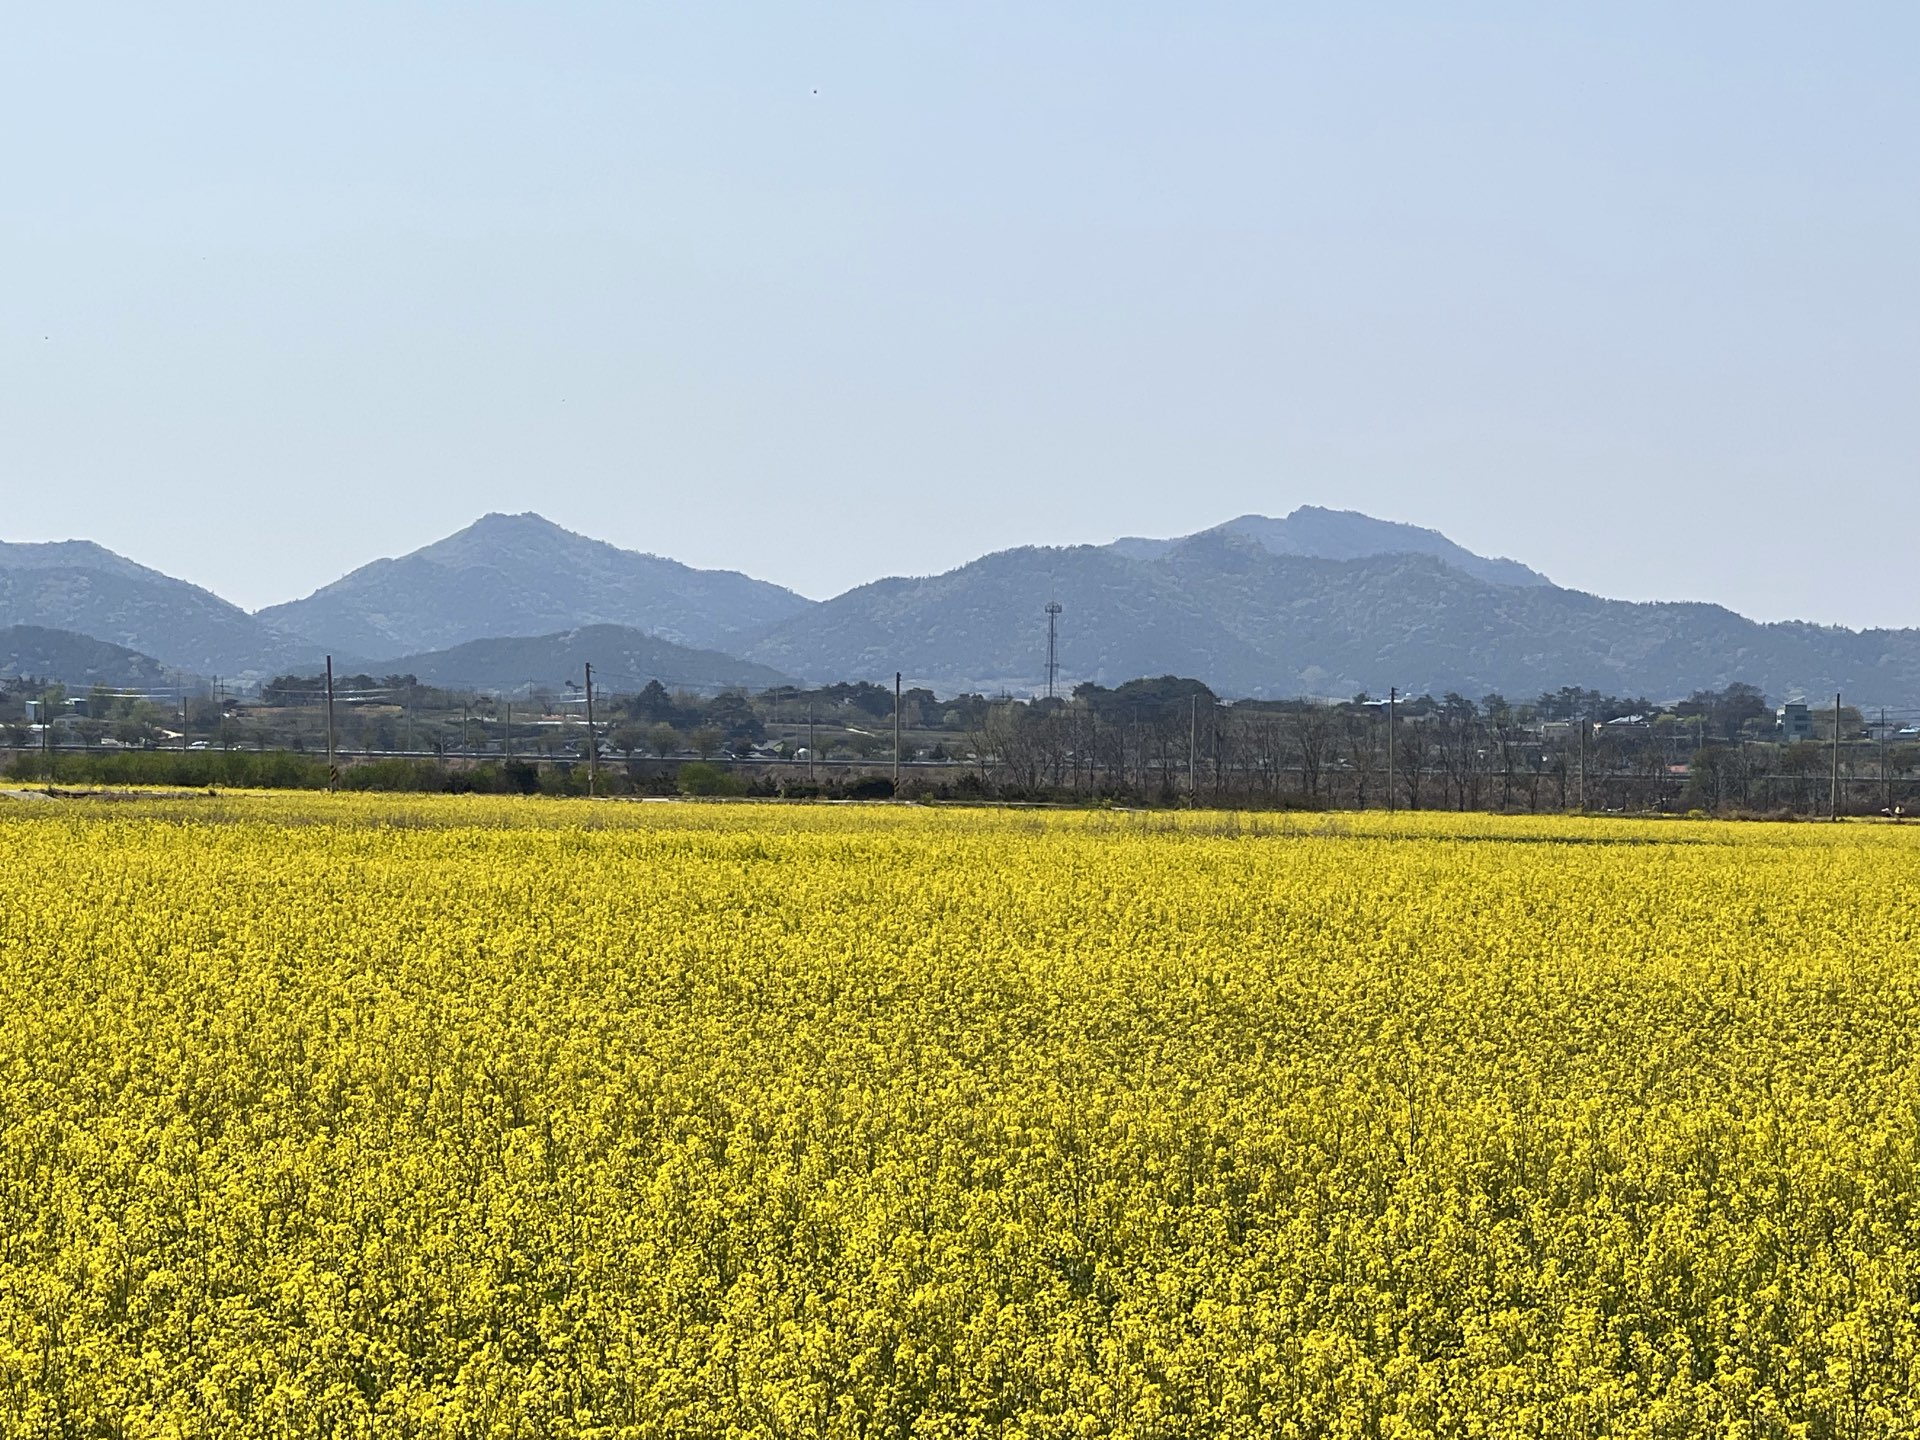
[677,762,745,797]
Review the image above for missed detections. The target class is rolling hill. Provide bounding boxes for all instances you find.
[742,543,1276,697]
[368,625,792,695]
[0,626,176,690]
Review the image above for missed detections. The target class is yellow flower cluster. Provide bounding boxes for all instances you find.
[3,796,1919,1436]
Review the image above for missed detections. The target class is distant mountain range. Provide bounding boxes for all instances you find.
[754,530,1918,702]
[4,506,1918,705]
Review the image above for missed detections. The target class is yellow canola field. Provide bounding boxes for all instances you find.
[3,796,1920,1438]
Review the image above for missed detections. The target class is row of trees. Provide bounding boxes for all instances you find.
[968,680,1909,816]
[6,671,1910,815]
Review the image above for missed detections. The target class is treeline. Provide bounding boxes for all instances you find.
[965,679,1913,816]
[3,749,920,802]
[3,674,981,760]
[4,750,560,794]
[9,671,1915,816]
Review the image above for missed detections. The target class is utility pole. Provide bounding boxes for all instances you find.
[1882,707,1891,814]
[42,686,54,793]
[1832,691,1842,821]
[1044,601,1063,699]
[893,672,902,791]
[324,656,337,793]
[584,662,597,798]
[1387,688,1397,815]
[504,701,512,760]
[1188,694,1197,799]
[1578,716,1588,812]
[808,704,817,781]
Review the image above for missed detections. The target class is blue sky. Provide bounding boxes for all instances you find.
[3,3,1915,624]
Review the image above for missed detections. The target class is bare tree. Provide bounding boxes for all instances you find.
[1293,705,1335,802]
[1396,720,1430,811]
[1343,709,1381,809]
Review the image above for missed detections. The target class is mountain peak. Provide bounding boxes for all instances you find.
[255,513,812,659]
[1247,508,1551,586]
[1108,507,1550,588]
[470,510,565,531]
[0,538,163,583]
[417,511,601,566]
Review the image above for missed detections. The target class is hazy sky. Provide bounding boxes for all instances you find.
[4,4,1916,625]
